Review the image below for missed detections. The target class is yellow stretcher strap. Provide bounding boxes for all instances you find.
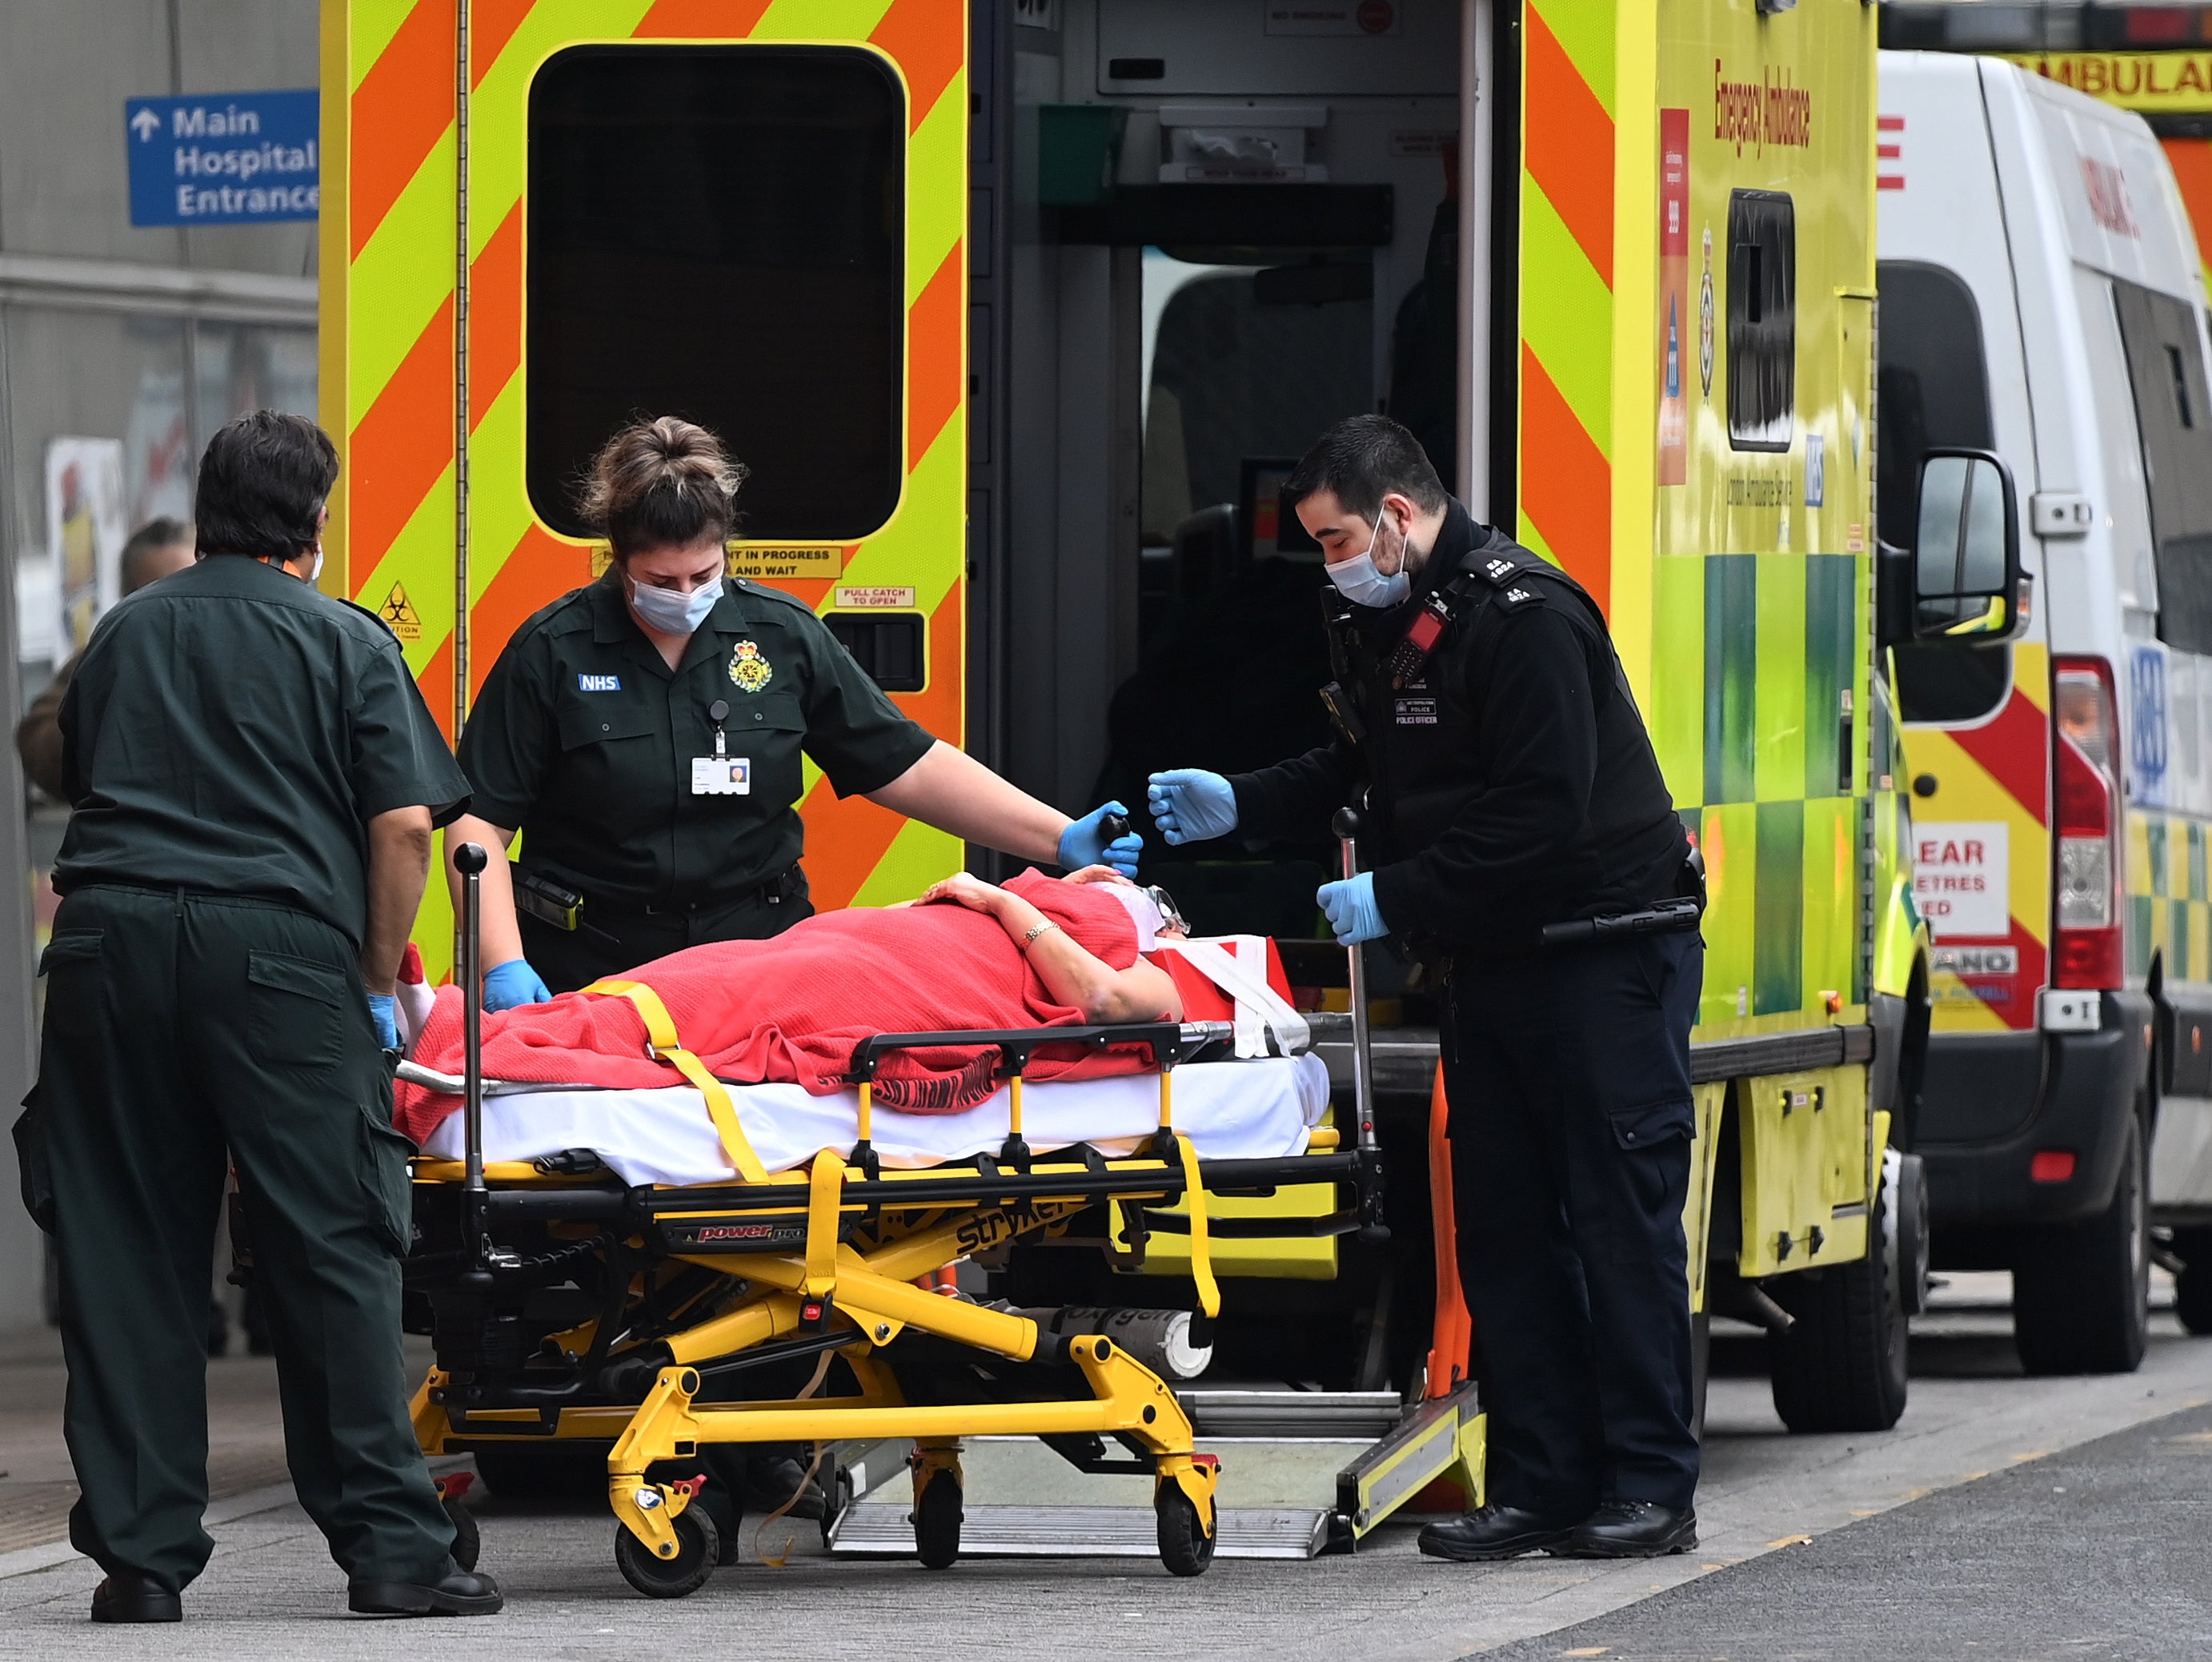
[807,1149,845,1297]
[1174,1133,1220,1319]
[583,979,769,1183]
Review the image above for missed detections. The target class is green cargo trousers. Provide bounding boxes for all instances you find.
[22,883,455,1594]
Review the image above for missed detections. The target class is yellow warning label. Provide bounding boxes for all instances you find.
[379,582,423,643]
[727,546,842,579]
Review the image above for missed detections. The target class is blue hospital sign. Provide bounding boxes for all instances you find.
[125,90,319,227]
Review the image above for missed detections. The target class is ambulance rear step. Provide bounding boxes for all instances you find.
[827,1382,1481,1559]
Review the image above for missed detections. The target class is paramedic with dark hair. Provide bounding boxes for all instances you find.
[443,414,1142,1004]
[1147,414,1705,1561]
[18,410,499,1621]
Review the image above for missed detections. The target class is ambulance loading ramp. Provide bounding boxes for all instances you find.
[827,1382,1483,1560]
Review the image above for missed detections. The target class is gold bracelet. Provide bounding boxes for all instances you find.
[1019,921,1060,952]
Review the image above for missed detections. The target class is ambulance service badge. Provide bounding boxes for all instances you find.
[729,639,773,693]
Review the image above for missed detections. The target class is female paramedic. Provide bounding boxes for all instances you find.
[447,415,1140,1007]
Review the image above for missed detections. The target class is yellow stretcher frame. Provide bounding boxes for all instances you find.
[404,1011,1379,1589]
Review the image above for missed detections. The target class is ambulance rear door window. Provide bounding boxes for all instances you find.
[527,46,904,543]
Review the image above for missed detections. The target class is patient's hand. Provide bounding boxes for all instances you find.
[918,871,1008,915]
[1064,864,1134,887]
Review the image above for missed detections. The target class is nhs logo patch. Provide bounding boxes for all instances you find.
[578,674,621,692]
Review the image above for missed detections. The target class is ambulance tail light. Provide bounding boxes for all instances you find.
[2053,657,2122,991]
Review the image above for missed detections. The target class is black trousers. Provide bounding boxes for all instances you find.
[1442,928,1704,1516]
[522,870,811,994]
[22,885,455,1592]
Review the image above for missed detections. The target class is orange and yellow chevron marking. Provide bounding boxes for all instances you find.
[1902,645,2053,1033]
[328,0,970,948]
[1517,2,1615,615]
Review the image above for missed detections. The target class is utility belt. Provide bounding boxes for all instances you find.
[512,863,804,939]
[1536,847,1707,949]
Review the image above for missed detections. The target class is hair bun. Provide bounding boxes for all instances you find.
[577,416,748,558]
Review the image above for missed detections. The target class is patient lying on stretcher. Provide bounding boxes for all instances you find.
[394,867,1205,1147]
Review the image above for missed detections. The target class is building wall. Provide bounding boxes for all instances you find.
[0,0,318,1332]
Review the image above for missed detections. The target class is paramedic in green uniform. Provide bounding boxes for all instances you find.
[449,415,1141,1007]
[22,412,500,1622]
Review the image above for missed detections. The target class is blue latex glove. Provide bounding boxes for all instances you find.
[1059,801,1144,878]
[367,992,399,1051]
[483,958,553,1013]
[1147,769,1239,846]
[1318,872,1388,946]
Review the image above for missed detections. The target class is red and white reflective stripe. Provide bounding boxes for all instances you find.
[2052,656,2122,990]
[1878,114,1905,190]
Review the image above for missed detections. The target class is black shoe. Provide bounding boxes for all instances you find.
[1553,1499,1698,1558]
[347,1568,503,1616]
[1418,1504,1582,1562]
[90,1571,181,1623]
[742,1454,826,1521]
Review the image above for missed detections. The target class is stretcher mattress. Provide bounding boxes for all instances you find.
[419,1052,1332,1188]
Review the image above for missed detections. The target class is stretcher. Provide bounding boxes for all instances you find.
[401,845,1393,1595]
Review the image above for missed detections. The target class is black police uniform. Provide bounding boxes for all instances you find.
[459,571,934,991]
[1228,500,1703,1518]
[16,553,471,1595]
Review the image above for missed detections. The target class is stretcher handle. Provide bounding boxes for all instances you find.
[846,1020,1230,1083]
[1332,805,1378,1153]
[454,842,492,1284]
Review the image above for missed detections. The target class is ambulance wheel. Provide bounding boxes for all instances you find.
[2014,1111,2150,1376]
[913,1469,962,1571]
[443,1497,480,1572]
[1766,1157,1909,1433]
[1156,1485,1216,1577]
[614,1509,719,1600]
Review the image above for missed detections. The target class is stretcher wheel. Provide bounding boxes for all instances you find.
[614,1509,719,1600]
[1156,1486,1215,1577]
[443,1497,481,1572]
[912,1470,962,1571]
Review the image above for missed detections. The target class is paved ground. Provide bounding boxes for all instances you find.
[1486,1398,2212,1662]
[2,1278,2207,1659]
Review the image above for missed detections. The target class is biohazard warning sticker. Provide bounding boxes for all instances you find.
[379,582,423,643]
[1914,822,2010,939]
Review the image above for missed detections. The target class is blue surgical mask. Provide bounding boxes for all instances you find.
[1325,507,1413,608]
[627,574,721,637]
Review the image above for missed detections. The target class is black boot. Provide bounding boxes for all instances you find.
[1417,1504,1581,1562]
[1553,1499,1698,1558]
[347,1568,503,1616]
[90,1570,181,1623]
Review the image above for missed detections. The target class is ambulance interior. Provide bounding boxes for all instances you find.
[982,2,1475,1391]
[990,2,1473,992]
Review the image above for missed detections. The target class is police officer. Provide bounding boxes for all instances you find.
[447,416,1139,1007]
[17,411,498,1620]
[1148,415,1703,1560]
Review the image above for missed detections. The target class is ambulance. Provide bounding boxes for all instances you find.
[322,0,1925,1536]
[1878,49,2212,1372]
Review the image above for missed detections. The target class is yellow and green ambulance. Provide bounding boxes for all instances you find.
[323,0,1929,1531]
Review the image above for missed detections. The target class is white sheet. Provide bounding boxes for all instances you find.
[422,1052,1332,1188]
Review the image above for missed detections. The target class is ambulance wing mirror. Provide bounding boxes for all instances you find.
[1909,449,2024,643]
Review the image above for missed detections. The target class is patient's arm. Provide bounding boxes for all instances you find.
[919,874,1181,1024]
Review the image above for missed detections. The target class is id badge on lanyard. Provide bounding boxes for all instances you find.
[692,699,751,796]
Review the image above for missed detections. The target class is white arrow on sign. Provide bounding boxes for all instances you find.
[130,107,162,142]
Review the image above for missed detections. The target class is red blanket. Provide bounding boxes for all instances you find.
[395,871,1155,1145]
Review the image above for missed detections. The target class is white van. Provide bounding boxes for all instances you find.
[1878,50,2212,1371]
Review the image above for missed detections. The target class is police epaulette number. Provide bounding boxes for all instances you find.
[1493,583,1543,614]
